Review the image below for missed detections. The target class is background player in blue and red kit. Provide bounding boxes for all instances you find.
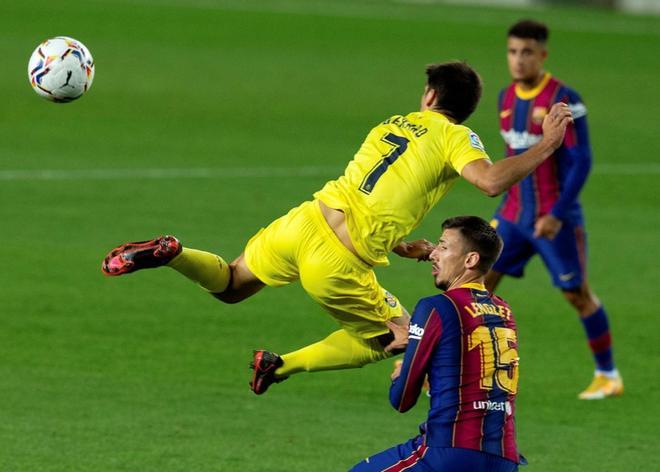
[487,20,622,400]
[351,216,522,472]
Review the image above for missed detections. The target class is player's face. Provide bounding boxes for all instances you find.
[429,229,470,290]
[507,36,547,84]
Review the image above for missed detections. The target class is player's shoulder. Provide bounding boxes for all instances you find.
[498,82,517,106]
[414,294,456,314]
[444,121,486,152]
[499,81,516,97]
[415,295,440,311]
[491,292,512,309]
[551,77,584,102]
[550,77,588,119]
[417,293,463,314]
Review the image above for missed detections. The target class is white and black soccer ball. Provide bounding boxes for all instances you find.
[28,36,95,103]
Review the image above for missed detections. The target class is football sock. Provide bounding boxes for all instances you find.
[167,248,231,293]
[580,305,615,372]
[275,329,391,377]
[598,369,620,379]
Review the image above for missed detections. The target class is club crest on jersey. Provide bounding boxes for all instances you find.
[384,291,398,308]
[532,106,548,124]
[469,131,485,151]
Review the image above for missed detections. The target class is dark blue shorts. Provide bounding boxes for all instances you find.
[350,435,518,472]
[492,216,587,290]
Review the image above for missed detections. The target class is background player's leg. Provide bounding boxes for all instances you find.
[563,283,619,374]
[488,217,535,292]
[561,280,600,316]
[563,282,622,399]
[562,283,610,370]
[536,225,622,398]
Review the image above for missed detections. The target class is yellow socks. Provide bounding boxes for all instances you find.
[275,329,391,377]
[167,247,231,293]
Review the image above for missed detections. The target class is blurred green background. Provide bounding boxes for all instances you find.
[1,1,659,470]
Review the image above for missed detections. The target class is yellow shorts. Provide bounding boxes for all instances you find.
[244,200,403,339]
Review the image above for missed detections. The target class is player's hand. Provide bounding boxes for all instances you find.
[541,102,573,151]
[392,359,403,381]
[393,239,436,261]
[384,320,409,353]
[534,214,563,240]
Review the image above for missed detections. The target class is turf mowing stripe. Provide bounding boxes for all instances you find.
[0,164,658,181]
[0,166,340,181]
[94,0,660,37]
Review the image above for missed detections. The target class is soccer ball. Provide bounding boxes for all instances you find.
[28,36,95,103]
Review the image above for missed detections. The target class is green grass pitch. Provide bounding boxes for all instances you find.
[1,1,659,470]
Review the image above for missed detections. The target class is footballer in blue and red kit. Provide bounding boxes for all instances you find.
[351,286,521,472]
[488,20,622,399]
[351,216,522,471]
[494,72,589,290]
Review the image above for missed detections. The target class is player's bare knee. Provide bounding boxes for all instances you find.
[562,286,598,316]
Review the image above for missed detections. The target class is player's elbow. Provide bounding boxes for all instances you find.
[468,172,504,197]
[390,400,413,413]
[477,180,503,197]
[483,186,503,198]
[462,160,504,197]
[389,396,400,410]
[389,393,409,412]
[390,393,416,412]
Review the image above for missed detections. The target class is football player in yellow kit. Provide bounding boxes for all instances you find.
[102,62,571,394]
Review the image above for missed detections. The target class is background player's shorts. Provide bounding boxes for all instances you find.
[244,200,404,339]
[350,435,518,472]
[491,216,587,291]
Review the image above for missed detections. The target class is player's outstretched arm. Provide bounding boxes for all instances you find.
[461,102,573,197]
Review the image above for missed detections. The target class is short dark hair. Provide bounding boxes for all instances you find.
[508,19,549,44]
[425,62,482,124]
[442,216,503,273]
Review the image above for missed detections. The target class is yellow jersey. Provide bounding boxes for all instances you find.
[314,110,490,266]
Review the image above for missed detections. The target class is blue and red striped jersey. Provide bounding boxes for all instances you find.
[390,283,520,463]
[496,73,592,226]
